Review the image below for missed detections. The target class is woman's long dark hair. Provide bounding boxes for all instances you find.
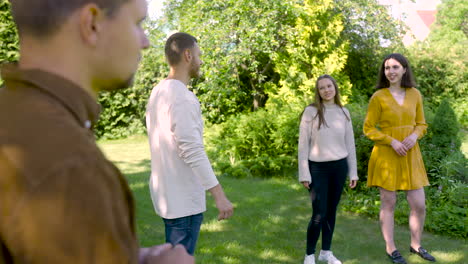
[300,74,349,129]
[376,53,417,89]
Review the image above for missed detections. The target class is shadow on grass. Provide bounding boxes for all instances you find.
[122,168,467,264]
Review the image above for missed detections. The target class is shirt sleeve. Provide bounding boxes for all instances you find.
[298,107,314,183]
[0,158,139,264]
[170,95,219,190]
[363,93,394,145]
[412,89,428,139]
[344,108,358,180]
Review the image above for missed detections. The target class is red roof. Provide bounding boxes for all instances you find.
[417,10,437,28]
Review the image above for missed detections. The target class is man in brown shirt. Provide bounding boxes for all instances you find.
[0,0,193,263]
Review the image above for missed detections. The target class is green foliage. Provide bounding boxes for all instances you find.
[420,99,463,178]
[408,0,468,127]
[205,103,302,179]
[159,0,405,124]
[336,0,406,99]
[429,0,468,45]
[272,0,350,102]
[431,99,461,151]
[0,0,19,85]
[165,0,291,122]
[345,103,374,188]
[0,0,18,64]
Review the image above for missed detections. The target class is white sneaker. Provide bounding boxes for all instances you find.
[304,254,316,264]
[318,250,342,264]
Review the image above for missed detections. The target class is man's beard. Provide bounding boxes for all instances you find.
[189,64,200,79]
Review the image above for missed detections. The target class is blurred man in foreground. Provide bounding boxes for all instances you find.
[0,0,193,263]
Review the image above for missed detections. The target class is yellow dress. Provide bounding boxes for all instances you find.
[364,88,429,191]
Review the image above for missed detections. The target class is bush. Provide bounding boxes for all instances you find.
[345,103,373,190]
[420,99,463,181]
[205,104,301,179]
[95,88,149,139]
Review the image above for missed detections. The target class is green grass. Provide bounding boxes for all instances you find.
[99,136,468,264]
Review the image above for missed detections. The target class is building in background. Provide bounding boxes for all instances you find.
[379,0,441,45]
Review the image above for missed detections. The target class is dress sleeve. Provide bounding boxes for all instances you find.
[170,95,219,190]
[412,89,428,139]
[298,107,314,183]
[363,93,394,145]
[344,108,358,180]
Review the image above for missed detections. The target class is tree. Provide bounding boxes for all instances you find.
[159,0,406,123]
[163,0,293,123]
[335,0,406,100]
[408,0,467,127]
[0,0,19,84]
[271,0,349,106]
[429,0,467,45]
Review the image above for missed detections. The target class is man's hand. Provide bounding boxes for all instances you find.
[140,244,194,264]
[301,181,311,189]
[391,139,408,156]
[209,184,234,221]
[349,179,357,189]
[402,133,418,150]
[215,195,233,220]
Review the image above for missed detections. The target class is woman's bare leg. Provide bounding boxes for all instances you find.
[406,188,426,249]
[379,187,398,254]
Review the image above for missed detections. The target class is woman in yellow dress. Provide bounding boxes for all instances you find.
[364,53,436,264]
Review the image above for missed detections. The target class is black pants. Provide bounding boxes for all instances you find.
[306,158,348,255]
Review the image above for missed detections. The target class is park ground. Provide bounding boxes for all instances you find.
[98,135,468,264]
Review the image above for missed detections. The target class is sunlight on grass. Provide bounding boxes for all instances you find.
[130,182,147,190]
[259,249,292,262]
[98,135,150,173]
[434,251,467,263]
[266,214,283,225]
[201,219,228,232]
[219,256,240,264]
[407,250,466,264]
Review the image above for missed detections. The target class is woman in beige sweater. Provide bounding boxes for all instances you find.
[298,75,358,264]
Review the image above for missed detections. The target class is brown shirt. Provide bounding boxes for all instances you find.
[0,64,139,263]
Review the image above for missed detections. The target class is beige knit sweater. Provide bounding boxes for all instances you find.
[298,104,359,183]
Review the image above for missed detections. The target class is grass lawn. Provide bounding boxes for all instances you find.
[99,135,467,264]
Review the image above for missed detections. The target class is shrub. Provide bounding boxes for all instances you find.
[345,102,373,190]
[205,104,301,179]
[420,99,462,181]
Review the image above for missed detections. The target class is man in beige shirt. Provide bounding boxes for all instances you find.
[146,32,234,255]
[0,0,192,263]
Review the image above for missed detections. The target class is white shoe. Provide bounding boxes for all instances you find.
[318,250,342,264]
[304,254,316,264]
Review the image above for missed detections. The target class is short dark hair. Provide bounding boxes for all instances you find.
[10,0,129,38]
[165,32,198,66]
[376,53,417,89]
